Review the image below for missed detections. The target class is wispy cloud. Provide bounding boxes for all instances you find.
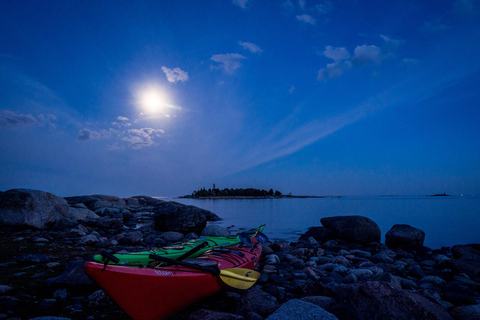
[316,1,333,14]
[0,110,38,126]
[423,20,450,33]
[0,109,57,128]
[161,66,189,83]
[239,41,263,54]
[453,0,480,15]
[232,0,248,9]
[296,14,316,24]
[210,53,247,74]
[317,46,352,80]
[318,39,407,80]
[122,128,165,149]
[226,64,471,176]
[78,115,165,149]
[352,45,382,66]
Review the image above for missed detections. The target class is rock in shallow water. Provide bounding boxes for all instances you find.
[320,215,381,244]
[385,224,426,247]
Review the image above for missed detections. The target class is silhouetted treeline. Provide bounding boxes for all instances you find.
[189,187,283,198]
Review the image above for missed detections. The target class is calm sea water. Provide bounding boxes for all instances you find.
[174,196,480,249]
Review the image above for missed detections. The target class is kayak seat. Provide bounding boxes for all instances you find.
[183,258,219,268]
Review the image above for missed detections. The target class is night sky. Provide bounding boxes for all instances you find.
[1,0,479,197]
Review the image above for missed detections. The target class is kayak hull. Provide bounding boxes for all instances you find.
[85,242,262,320]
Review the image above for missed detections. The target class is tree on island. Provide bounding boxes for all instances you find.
[189,187,283,198]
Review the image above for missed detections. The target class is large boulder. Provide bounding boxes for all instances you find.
[352,281,453,320]
[154,202,220,234]
[320,215,381,244]
[385,224,425,247]
[266,299,338,320]
[0,189,70,229]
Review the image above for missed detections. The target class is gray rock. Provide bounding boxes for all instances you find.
[266,299,338,320]
[14,253,50,264]
[353,281,453,320]
[45,260,93,286]
[450,304,480,320]
[67,206,98,221]
[83,217,124,230]
[446,258,480,278]
[29,317,72,320]
[238,287,279,316]
[0,189,70,229]
[320,215,381,244]
[265,254,280,265]
[188,309,244,320]
[154,201,220,234]
[201,225,230,237]
[120,230,144,245]
[420,276,447,288]
[0,285,13,294]
[385,224,426,247]
[452,245,480,262]
[162,231,184,242]
[298,227,335,243]
[77,234,99,245]
[300,296,336,310]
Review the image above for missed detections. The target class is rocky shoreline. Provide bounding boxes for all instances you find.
[1,189,480,320]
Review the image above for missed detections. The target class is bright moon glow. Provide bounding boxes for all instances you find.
[138,86,170,114]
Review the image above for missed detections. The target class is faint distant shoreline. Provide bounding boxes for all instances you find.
[178,194,452,199]
[178,195,336,199]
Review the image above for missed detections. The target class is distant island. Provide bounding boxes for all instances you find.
[179,186,326,199]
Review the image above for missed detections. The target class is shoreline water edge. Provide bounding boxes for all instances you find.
[1,188,479,319]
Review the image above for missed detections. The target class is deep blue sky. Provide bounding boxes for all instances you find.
[1,0,479,197]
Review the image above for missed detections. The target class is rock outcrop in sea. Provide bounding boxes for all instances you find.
[1,188,479,320]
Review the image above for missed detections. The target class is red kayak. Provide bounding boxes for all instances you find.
[84,236,263,320]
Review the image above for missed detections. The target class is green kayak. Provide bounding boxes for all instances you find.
[94,225,265,267]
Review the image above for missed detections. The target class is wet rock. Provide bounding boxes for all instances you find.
[0,189,70,229]
[320,215,381,244]
[265,299,338,320]
[201,225,230,237]
[385,224,426,247]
